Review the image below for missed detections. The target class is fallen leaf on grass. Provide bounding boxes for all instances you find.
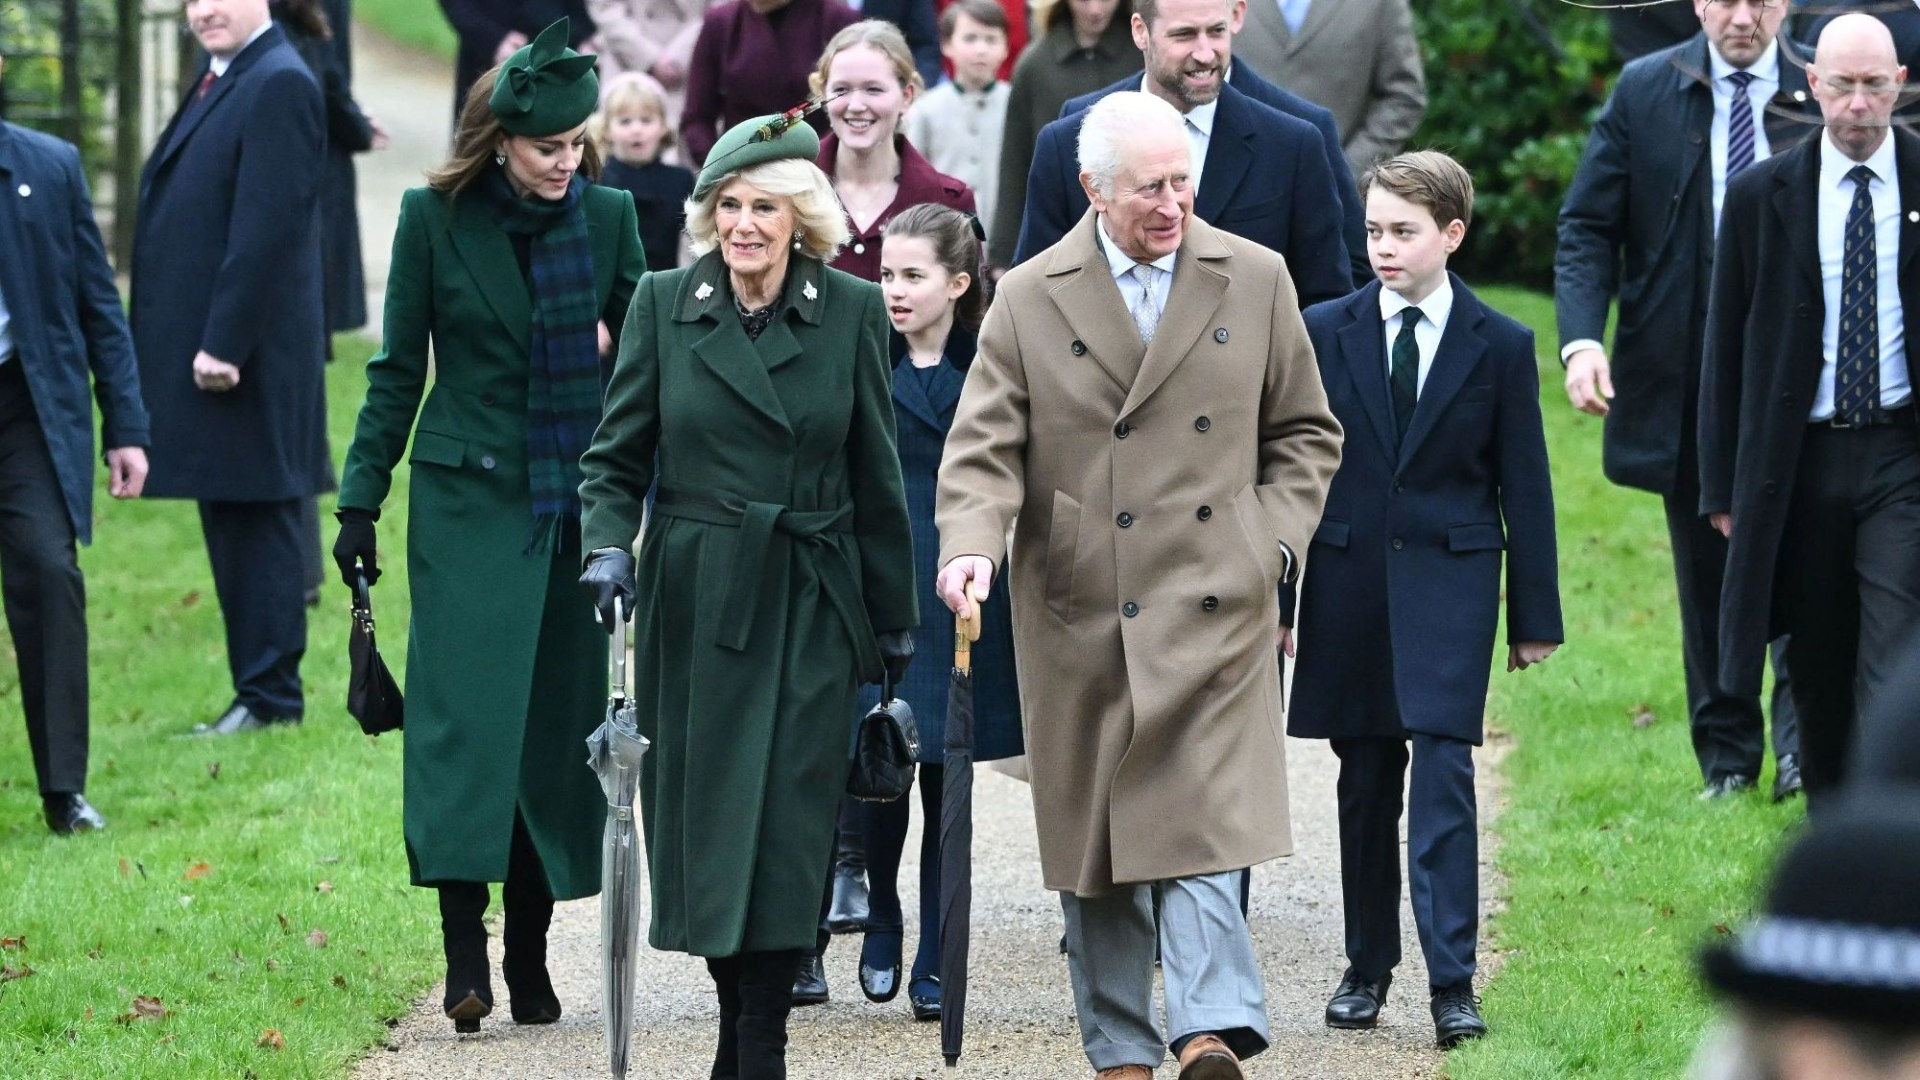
[180,590,200,608]
[265,959,280,972]
[276,914,290,932]
[331,975,347,989]
[317,855,341,865]
[314,881,333,894]
[1,964,35,982]
[86,945,102,960]
[117,858,130,879]
[0,936,24,950]
[115,995,172,1023]
[306,930,328,949]
[206,763,221,781]
[292,996,307,1007]
[1630,704,1657,729]
[1714,923,1732,935]
[183,862,212,881]
[257,1029,285,1050]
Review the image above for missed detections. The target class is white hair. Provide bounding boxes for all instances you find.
[1076,91,1187,199]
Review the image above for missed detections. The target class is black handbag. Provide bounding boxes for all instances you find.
[347,569,404,736]
[847,673,917,801]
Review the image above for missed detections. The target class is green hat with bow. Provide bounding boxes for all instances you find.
[489,18,599,136]
[693,105,826,200]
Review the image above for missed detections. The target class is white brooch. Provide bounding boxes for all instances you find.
[803,282,818,302]
[695,282,714,301]
[15,184,28,198]
[1793,90,1807,102]
[1910,211,1918,224]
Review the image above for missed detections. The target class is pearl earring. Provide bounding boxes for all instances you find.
[791,230,804,250]
[494,152,506,165]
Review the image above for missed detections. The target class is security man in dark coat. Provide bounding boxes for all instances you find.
[1557,2,1819,801]
[132,0,330,734]
[0,60,151,834]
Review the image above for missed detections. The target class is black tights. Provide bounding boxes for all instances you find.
[706,949,803,1080]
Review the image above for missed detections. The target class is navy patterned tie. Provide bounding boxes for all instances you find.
[1390,306,1423,442]
[1837,164,1880,427]
[1727,70,1757,177]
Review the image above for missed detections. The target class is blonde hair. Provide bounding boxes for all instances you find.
[808,19,926,100]
[683,158,852,261]
[1361,150,1476,230]
[591,71,676,157]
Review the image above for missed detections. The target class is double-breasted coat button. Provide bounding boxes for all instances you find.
[1196,505,1212,521]
[1116,512,1134,527]
[1072,340,1087,356]
[481,454,497,470]
[1122,601,1139,617]
[1764,481,1778,495]
[1114,421,1131,438]
[1201,596,1219,612]
[1194,416,1211,432]
[1214,328,1229,343]
[481,392,497,406]
[1393,481,1405,493]
[1391,538,1404,550]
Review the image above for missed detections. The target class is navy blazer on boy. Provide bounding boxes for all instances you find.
[1010,81,1351,306]
[1289,276,1563,745]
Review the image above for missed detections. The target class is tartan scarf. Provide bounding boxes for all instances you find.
[482,168,599,549]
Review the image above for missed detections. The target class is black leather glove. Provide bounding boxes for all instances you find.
[580,547,638,633]
[332,508,380,589]
[876,629,914,686]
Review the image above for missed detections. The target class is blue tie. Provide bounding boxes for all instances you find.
[1837,164,1880,427]
[1727,70,1756,177]
[1281,0,1310,34]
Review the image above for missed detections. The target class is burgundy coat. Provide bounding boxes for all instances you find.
[816,134,974,283]
[680,0,859,165]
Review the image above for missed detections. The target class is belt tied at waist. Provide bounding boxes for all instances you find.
[653,488,860,653]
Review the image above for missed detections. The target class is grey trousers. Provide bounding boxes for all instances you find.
[1060,871,1270,1071]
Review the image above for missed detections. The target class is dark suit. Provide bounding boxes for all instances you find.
[133,26,330,720]
[1289,276,1561,990]
[1556,34,1816,782]
[0,122,149,796]
[1011,81,1351,306]
[862,0,942,91]
[438,0,593,119]
[1792,0,1920,117]
[1700,128,1920,804]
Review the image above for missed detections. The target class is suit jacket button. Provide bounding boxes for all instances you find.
[1114,421,1130,438]
[1391,538,1404,551]
[1764,481,1778,495]
[1196,505,1212,521]
[1393,481,1405,493]
[1194,416,1210,432]
[481,393,497,406]
[1201,595,1219,612]
[1122,601,1139,617]
[1116,512,1133,527]
[1781,392,1794,405]
[1072,340,1087,356]
[481,455,497,470]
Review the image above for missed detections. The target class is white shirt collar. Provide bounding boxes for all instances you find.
[1097,215,1178,279]
[1708,37,1780,86]
[1378,275,1455,328]
[1820,126,1899,192]
[1136,74,1223,137]
[210,21,272,75]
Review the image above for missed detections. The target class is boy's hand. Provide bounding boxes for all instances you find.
[1508,641,1557,672]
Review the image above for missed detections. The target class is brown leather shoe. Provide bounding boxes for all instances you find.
[1177,1034,1244,1079]
[1095,1068,1152,1080]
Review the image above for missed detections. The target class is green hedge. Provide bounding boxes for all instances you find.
[1411,0,1617,288]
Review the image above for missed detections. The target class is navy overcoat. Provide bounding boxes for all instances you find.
[856,331,1022,763]
[0,122,149,544]
[132,25,332,502]
[1287,278,1563,744]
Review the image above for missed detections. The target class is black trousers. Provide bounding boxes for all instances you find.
[198,497,308,718]
[0,360,89,795]
[1330,734,1478,992]
[1664,427,1799,781]
[1774,421,1920,808]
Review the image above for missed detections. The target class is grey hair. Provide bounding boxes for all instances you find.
[1076,91,1187,199]
[683,158,852,260]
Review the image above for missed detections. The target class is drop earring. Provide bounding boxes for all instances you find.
[494,152,506,165]
[791,230,804,251]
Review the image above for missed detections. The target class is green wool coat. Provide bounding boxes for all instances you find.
[338,183,645,898]
[579,251,917,957]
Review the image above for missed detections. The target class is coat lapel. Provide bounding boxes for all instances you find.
[674,253,792,432]
[1194,90,1254,224]
[1897,128,1920,277]
[449,196,534,353]
[1043,213,1143,394]
[1766,39,1817,154]
[1398,277,1489,468]
[149,26,285,180]
[1670,40,1714,218]
[1283,0,1337,56]
[1335,283,1396,462]
[1122,221,1230,416]
[1773,137,1822,296]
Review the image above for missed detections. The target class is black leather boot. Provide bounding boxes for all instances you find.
[503,819,561,1024]
[738,949,802,1080]
[438,883,493,1033]
[706,955,745,1080]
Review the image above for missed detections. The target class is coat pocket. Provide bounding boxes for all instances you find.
[1312,518,1350,550]
[1232,484,1285,582]
[1043,489,1084,622]
[408,430,467,469]
[1447,522,1505,553]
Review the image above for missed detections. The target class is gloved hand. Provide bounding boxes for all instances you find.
[876,629,914,686]
[333,508,380,589]
[580,547,638,632]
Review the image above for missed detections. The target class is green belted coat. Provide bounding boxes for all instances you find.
[579,251,917,957]
[339,184,645,898]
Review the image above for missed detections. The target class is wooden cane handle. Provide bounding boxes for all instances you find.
[954,581,984,669]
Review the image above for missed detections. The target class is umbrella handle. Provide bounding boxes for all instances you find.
[954,581,983,671]
[611,597,629,700]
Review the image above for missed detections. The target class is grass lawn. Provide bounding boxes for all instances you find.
[354,0,458,61]
[0,335,441,1080]
[1448,287,1804,1078]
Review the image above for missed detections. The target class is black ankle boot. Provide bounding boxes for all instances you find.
[737,949,801,1080]
[438,883,493,1033]
[706,955,745,1080]
[503,849,561,1024]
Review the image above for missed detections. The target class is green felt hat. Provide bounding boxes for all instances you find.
[693,108,823,199]
[489,18,599,137]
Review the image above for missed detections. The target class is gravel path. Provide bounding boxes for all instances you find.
[344,25,1496,1080]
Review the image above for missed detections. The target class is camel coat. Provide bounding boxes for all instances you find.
[936,213,1343,895]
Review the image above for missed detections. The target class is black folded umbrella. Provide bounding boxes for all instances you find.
[939,585,983,1067]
